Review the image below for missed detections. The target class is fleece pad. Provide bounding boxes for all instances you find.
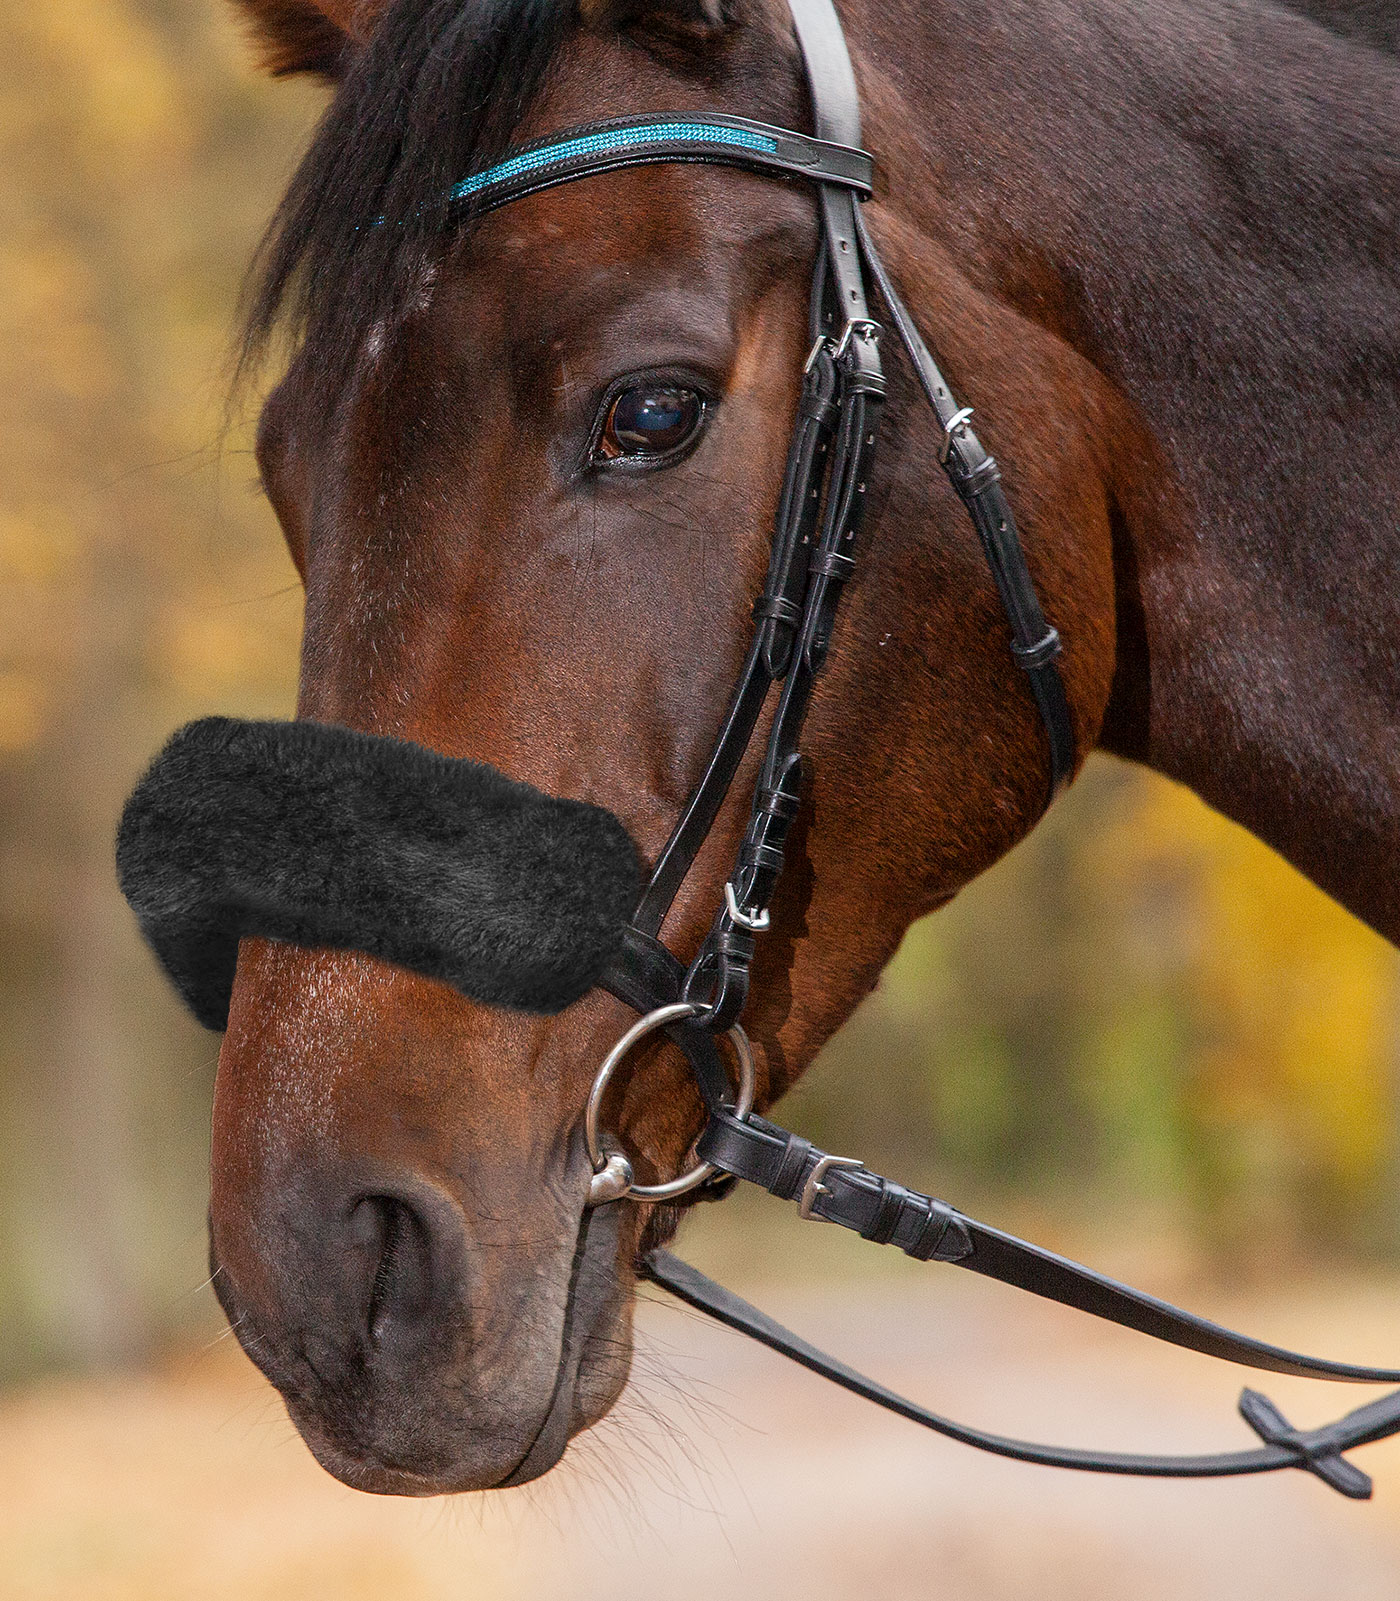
[116,717,641,1030]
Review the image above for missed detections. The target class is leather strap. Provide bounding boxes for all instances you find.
[429,0,1400,1499]
[642,1250,1400,1497]
[786,0,862,145]
[695,1108,1400,1383]
[794,0,1072,794]
[685,331,884,1029]
[453,113,872,217]
[631,336,841,937]
[788,0,873,336]
[600,926,731,1109]
[852,206,1076,796]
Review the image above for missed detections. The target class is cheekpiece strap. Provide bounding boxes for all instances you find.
[451,113,873,217]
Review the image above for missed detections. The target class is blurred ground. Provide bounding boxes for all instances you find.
[3,1225,1399,1601]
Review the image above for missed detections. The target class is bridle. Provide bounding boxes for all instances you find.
[438,0,1400,1499]
[97,0,1400,1512]
[456,16,1072,1135]
[440,0,1400,1498]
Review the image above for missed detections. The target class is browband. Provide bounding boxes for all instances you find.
[450,113,873,217]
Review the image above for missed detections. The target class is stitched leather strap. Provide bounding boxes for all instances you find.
[787,0,862,145]
[599,926,731,1109]
[453,113,872,217]
[852,206,1077,796]
[642,1251,1400,1497]
[788,0,872,328]
[696,1108,1400,1384]
[431,0,1400,1498]
[631,336,841,937]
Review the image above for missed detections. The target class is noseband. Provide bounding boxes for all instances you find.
[118,0,1400,1501]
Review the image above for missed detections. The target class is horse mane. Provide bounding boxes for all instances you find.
[238,0,575,401]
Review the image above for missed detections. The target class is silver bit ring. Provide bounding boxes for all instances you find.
[585,1001,755,1205]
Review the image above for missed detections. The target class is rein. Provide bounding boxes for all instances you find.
[116,0,1400,1503]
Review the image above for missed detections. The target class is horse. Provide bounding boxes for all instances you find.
[189,0,1399,1495]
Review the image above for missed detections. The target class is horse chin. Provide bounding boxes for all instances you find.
[288,1430,477,1498]
[211,1189,635,1496]
[284,1387,602,1497]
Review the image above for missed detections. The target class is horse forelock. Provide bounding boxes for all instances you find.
[238,0,577,405]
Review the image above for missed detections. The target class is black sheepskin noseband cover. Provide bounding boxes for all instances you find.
[116,717,642,1030]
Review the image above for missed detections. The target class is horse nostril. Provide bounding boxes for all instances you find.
[352,1194,435,1347]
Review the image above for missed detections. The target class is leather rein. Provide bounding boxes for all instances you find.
[455,0,1400,1499]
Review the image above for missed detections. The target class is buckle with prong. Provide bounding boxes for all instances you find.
[937,405,975,464]
[799,1154,865,1220]
[724,881,771,932]
[830,317,882,363]
[805,318,882,375]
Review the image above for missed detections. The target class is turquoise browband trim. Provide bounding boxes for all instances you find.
[446,113,874,215]
[452,121,779,202]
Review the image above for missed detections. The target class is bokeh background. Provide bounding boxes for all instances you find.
[2,4,1398,1596]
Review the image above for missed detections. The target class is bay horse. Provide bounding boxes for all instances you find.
[200,0,1398,1494]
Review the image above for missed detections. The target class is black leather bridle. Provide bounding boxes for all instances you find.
[445,0,1400,1497]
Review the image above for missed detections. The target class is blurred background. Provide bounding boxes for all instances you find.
[1,3,1398,1597]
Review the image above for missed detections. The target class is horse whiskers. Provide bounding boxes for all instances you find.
[565,1371,739,1536]
[203,1308,251,1352]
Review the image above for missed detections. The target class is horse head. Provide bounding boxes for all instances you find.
[192,0,1129,1494]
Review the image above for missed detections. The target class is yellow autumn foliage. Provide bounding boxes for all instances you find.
[1107,775,1397,1225]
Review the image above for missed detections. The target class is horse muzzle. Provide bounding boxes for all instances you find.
[206,1128,632,1494]
[116,717,657,1489]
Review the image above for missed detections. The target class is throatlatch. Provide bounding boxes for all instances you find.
[115,0,1400,1502]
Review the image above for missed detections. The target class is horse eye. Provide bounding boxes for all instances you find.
[596,385,706,464]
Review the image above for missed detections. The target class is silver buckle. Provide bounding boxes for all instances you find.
[724,881,771,932]
[799,1154,865,1220]
[830,317,882,363]
[937,405,975,464]
[804,318,881,375]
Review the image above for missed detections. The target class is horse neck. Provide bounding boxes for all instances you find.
[861,0,1400,939]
